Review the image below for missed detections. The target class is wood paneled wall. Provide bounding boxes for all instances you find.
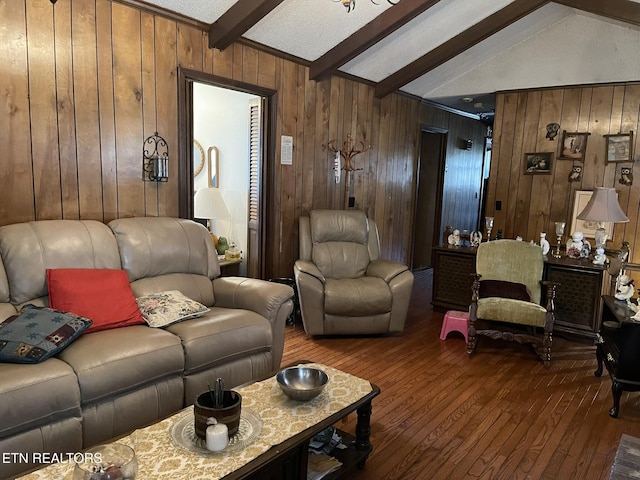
[0,0,484,278]
[490,85,640,262]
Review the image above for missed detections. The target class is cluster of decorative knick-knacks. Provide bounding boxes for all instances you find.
[443,227,483,247]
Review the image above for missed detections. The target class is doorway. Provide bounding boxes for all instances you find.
[178,68,276,279]
[411,127,447,271]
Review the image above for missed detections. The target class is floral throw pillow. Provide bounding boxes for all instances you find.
[0,305,93,364]
[136,290,209,328]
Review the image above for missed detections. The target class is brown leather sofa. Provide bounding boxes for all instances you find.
[294,210,413,336]
[0,217,293,479]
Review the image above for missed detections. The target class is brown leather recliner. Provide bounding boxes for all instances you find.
[294,209,414,336]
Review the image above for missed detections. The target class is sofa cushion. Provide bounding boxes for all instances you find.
[137,290,209,327]
[56,325,184,404]
[0,358,81,437]
[166,307,272,373]
[47,268,145,333]
[0,305,92,364]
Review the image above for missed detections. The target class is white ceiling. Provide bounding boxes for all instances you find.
[141,0,640,118]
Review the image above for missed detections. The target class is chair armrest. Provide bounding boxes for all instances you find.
[540,280,560,312]
[470,273,482,304]
[366,260,409,283]
[294,259,325,283]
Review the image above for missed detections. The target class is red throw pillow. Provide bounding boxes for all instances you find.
[47,269,144,334]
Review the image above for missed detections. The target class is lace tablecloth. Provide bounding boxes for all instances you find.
[19,363,373,480]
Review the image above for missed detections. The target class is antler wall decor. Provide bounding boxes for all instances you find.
[328,134,370,209]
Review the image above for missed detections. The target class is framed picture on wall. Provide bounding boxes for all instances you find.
[558,131,590,161]
[604,132,633,163]
[570,190,613,240]
[524,152,553,174]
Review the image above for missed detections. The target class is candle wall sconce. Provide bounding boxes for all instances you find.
[142,132,169,182]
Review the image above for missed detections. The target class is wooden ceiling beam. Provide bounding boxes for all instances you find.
[208,0,286,51]
[309,0,441,81]
[374,0,550,99]
[553,0,640,27]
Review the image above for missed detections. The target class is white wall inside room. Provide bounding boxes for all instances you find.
[193,83,259,276]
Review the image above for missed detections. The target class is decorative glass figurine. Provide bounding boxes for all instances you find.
[540,233,550,255]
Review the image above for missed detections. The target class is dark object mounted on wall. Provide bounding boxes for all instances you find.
[546,123,560,140]
[460,138,473,150]
[568,165,582,182]
[619,167,633,186]
[142,132,169,182]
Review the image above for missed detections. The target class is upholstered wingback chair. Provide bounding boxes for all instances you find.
[294,210,414,336]
[468,239,558,367]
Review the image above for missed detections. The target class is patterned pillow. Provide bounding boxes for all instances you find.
[0,305,92,364]
[136,290,209,328]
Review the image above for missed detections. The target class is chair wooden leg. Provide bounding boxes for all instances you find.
[542,330,552,368]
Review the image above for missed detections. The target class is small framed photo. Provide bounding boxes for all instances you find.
[558,131,590,161]
[605,132,633,163]
[524,152,553,174]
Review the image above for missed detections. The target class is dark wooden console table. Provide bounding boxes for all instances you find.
[432,245,609,340]
[595,296,640,418]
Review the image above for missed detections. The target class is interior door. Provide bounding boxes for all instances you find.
[247,98,265,278]
[411,128,446,270]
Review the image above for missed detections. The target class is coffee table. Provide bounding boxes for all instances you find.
[19,362,380,480]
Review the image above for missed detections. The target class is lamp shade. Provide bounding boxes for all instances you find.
[576,187,628,223]
[194,188,230,220]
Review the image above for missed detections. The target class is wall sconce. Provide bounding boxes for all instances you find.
[142,132,169,182]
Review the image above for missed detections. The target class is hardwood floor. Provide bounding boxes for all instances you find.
[280,270,640,480]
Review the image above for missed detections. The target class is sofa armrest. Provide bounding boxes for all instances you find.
[213,277,293,321]
[212,277,294,371]
[366,259,409,283]
[294,259,325,283]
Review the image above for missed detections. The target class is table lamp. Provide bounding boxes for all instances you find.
[576,187,628,250]
[194,188,230,244]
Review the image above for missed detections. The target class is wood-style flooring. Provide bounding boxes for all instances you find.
[280,269,640,480]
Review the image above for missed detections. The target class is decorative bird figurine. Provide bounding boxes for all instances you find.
[568,165,582,182]
[619,167,633,186]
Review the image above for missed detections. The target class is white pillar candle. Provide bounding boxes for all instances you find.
[206,421,228,452]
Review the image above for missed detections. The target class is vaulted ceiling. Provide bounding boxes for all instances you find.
[139,0,640,119]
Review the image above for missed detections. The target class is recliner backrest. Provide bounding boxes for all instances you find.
[108,217,219,306]
[0,220,122,305]
[309,210,371,279]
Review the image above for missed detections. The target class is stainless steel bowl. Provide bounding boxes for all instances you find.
[276,367,329,401]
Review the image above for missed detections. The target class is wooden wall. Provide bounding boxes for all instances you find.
[0,0,485,278]
[489,84,640,261]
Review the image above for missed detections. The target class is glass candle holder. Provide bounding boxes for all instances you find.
[553,221,566,258]
[485,217,494,242]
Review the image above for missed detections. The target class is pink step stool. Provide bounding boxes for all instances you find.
[440,310,469,343]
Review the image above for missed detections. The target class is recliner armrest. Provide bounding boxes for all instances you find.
[366,259,409,283]
[294,260,325,283]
